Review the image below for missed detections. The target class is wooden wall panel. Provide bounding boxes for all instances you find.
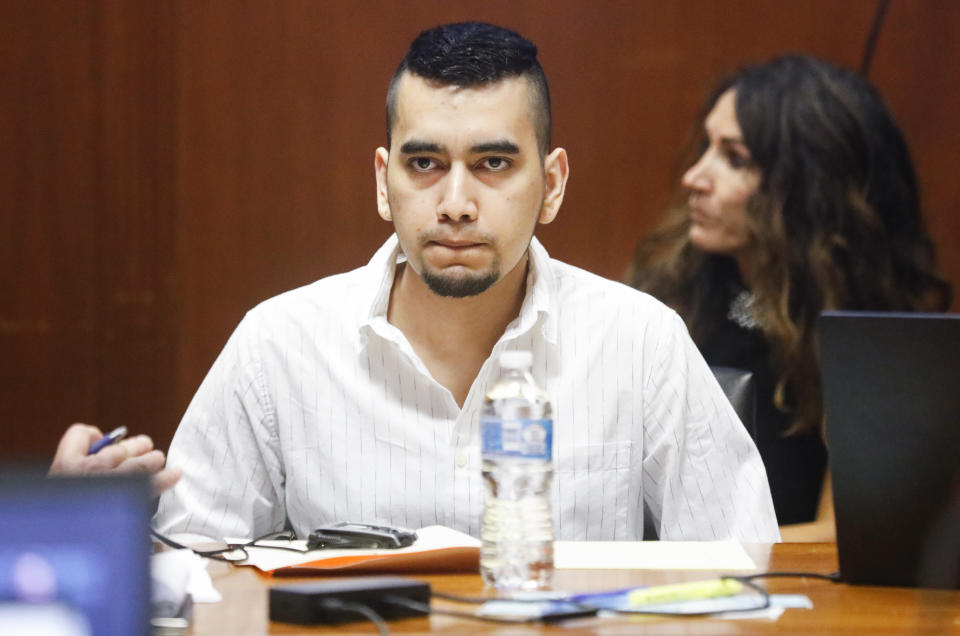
[1,2,100,459]
[869,0,960,307]
[3,1,958,461]
[92,0,179,456]
[0,2,177,459]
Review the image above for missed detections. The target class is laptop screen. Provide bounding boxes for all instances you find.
[820,311,960,589]
[0,469,152,635]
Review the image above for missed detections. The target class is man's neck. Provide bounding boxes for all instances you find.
[387,253,529,408]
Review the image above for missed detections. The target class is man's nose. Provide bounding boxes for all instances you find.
[437,163,478,222]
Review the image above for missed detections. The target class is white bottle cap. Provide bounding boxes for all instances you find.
[499,350,533,369]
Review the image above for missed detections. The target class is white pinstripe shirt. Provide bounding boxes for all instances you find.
[154,236,779,542]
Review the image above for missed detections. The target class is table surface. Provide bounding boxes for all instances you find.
[193,543,960,634]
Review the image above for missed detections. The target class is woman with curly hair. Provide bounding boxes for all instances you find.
[628,54,952,540]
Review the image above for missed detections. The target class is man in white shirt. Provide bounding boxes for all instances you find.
[155,22,779,543]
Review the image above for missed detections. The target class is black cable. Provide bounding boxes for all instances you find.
[860,0,892,76]
[381,595,594,624]
[391,581,766,623]
[734,570,842,583]
[150,528,305,562]
[279,570,841,629]
[317,599,390,635]
[431,570,842,607]
[422,570,842,623]
[150,529,239,563]
[383,595,525,623]
[429,590,507,604]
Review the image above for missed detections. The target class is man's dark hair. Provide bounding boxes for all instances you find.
[385,22,551,157]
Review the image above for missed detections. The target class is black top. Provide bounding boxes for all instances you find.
[698,298,828,525]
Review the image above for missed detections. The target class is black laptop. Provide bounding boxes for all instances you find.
[0,469,153,635]
[820,311,960,589]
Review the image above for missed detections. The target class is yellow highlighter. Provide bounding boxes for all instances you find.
[627,578,743,606]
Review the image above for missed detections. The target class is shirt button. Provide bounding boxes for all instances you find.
[455,452,468,468]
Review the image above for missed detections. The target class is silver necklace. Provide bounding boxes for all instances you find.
[728,289,759,329]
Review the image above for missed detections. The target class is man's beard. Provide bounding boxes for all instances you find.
[421,265,500,298]
[415,229,501,297]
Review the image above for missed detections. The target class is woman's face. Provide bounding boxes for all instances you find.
[682,89,761,258]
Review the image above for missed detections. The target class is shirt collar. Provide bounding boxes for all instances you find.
[366,234,403,322]
[359,234,559,348]
[515,236,559,345]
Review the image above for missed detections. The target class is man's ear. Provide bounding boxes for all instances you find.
[375,147,392,221]
[538,147,569,225]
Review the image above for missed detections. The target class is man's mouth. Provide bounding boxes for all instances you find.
[429,239,483,250]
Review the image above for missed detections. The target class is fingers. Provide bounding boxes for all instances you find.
[50,426,176,492]
[113,449,167,475]
[152,467,183,495]
[86,435,156,471]
[49,423,104,476]
[55,423,103,456]
[119,434,156,459]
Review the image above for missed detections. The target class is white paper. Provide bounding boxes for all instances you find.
[699,593,811,621]
[554,541,756,570]
[151,549,221,604]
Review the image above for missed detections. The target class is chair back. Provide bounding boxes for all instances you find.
[710,366,757,440]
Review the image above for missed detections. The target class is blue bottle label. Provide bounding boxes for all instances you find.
[481,418,553,460]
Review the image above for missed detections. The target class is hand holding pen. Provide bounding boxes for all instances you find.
[48,423,181,494]
[87,425,129,455]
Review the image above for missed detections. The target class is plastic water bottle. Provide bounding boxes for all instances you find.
[480,350,554,590]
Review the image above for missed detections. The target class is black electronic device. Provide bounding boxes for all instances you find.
[269,577,431,625]
[306,522,417,550]
[820,311,960,589]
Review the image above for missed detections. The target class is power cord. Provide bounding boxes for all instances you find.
[422,570,843,621]
[735,570,842,583]
[381,594,595,624]
[426,578,772,619]
[316,599,389,635]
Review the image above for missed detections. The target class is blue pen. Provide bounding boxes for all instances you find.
[88,426,128,455]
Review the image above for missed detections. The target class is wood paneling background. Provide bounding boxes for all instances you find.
[3,1,958,461]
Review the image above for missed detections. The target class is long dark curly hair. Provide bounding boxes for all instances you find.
[629,54,952,436]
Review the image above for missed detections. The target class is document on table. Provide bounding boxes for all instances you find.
[554,540,756,570]
[232,528,755,575]
[235,525,481,575]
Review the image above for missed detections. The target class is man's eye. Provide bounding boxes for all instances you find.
[410,157,436,171]
[481,157,510,171]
